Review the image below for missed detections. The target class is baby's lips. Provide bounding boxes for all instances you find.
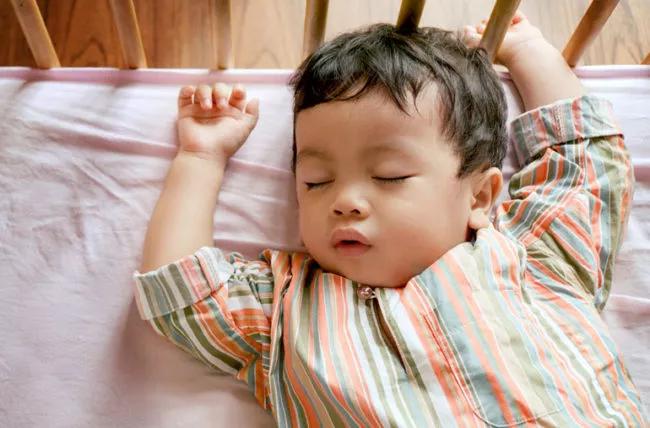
[330,228,371,247]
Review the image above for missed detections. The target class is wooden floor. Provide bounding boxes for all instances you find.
[1,0,649,69]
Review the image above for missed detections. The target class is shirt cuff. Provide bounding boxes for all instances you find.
[509,95,622,166]
[132,247,235,320]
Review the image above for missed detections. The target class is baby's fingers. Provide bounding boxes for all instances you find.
[462,25,481,48]
[196,85,213,109]
[474,11,524,35]
[212,83,231,110]
[511,10,526,25]
[178,85,196,108]
[228,84,247,111]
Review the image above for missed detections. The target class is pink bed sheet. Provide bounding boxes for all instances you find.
[0,66,648,426]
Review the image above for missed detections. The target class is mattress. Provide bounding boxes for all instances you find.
[0,66,648,426]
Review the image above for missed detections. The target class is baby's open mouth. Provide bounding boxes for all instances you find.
[334,240,371,256]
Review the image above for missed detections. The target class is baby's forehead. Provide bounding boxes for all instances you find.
[306,82,440,120]
[295,109,453,169]
[296,90,445,146]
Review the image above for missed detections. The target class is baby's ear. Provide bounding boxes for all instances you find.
[468,167,503,230]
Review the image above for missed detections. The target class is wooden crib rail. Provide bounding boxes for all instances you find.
[9,0,60,68]
[108,0,147,68]
[479,0,522,62]
[302,0,329,60]
[396,0,426,32]
[215,0,234,69]
[563,0,620,67]
[8,0,649,69]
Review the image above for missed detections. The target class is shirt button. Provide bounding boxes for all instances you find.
[357,286,376,300]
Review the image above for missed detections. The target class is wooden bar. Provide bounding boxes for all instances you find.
[108,0,147,69]
[643,53,650,65]
[479,0,522,62]
[396,0,426,32]
[9,0,60,68]
[215,0,233,69]
[302,0,329,59]
[563,0,619,67]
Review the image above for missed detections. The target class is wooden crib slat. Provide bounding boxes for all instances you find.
[479,0,522,62]
[9,0,60,68]
[108,0,147,69]
[302,0,329,59]
[215,0,233,69]
[643,53,650,65]
[562,0,619,67]
[396,0,426,32]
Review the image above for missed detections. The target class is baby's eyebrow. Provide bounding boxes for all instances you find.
[364,144,413,157]
[296,148,332,166]
[296,142,417,166]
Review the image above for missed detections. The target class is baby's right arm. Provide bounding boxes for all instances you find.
[135,84,274,406]
[139,83,259,272]
[134,247,276,408]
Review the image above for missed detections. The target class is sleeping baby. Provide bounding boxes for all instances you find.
[133,13,644,427]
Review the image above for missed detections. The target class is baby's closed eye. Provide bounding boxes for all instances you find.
[304,175,414,190]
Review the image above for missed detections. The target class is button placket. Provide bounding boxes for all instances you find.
[357,285,376,300]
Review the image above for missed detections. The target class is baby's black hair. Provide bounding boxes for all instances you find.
[289,23,508,178]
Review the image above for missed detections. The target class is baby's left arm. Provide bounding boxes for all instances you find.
[467,13,634,310]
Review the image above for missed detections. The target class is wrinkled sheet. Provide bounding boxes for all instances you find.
[0,66,648,426]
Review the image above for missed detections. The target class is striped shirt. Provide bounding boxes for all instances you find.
[133,95,645,427]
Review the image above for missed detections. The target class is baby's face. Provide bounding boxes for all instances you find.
[294,89,475,287]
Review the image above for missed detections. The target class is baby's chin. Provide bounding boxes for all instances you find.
[314,258,410,288]
[304,242,427,287]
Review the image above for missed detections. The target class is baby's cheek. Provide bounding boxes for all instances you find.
[298,209,324,249]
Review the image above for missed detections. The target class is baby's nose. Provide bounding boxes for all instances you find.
[330,186,370,217]
[330,192,370,217]
[333,207,363,216]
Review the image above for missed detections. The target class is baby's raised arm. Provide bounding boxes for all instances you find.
[465,12,584,110]
[139,83,259,272]
[467,13,633,310]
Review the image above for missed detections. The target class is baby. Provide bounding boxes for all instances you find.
[133,13,644,427]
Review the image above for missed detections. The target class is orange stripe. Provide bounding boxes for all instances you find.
[583,149,606,294]
[488,239,596,424]
[398,283,479,425]
[526,259,631,424]
[230,308,270,336]
[500,213,625,425]
[520,277,596,425]
[281,274,323,426]
[530,291,620,425]
[550,212,598,274]
[331,276,385,427]
[182,255,210,301]
[405,265,516,423]
[443,254,531,424]
[381,286,444,425]
[309,275,363,426]
[268,252,319,426]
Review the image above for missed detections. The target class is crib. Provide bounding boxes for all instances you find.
[0,0,648,426]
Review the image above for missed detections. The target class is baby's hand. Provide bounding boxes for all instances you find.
[463,11,548,67]
[176,83,259,163]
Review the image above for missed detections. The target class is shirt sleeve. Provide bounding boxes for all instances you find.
[495,95,634,310]
[132,247,273,408]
